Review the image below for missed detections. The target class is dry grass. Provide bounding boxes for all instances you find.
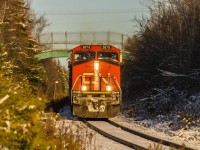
[37,113,97,150]
[148,143,186,150]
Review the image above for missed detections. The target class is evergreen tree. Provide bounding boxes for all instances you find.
[1,0,45,92]
[0,0,7,67]
[41,59,68,100]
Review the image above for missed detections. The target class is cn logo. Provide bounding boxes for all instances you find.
[82,73,109,85]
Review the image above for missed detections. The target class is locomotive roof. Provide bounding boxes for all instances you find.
[71,44,121,52]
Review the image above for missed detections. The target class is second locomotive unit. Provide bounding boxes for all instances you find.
[68,44,122,118]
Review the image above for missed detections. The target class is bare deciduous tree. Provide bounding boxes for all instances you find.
[123,0,200,94]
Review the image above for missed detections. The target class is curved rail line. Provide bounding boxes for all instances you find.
[107,120,195,150]
[83,119,168,150]
[83,119,195,150]
[83,119,145,150]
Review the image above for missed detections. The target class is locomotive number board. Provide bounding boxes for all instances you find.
[101,45,111,50]
[81,45,112,50]
[81,45,91,49]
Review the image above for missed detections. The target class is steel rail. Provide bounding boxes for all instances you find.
[107,119,195,150]
[83,119,196,150]
[82,119,146,150]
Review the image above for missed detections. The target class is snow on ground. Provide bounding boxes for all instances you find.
[121,87,200,150]
[59,106,133,150]
[110,115,200,149]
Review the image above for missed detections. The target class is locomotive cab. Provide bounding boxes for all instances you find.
[69,45,122,118]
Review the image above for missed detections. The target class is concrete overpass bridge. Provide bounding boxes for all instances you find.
[35,31,129,60]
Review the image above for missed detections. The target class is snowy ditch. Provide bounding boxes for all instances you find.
[121,87,200,149]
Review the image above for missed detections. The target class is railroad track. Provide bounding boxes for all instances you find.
[83,119,195,150]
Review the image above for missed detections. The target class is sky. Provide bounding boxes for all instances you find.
[30,0,149,35]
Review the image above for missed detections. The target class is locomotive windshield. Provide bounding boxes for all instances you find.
[74,52,95,62]
[98,52,118,62]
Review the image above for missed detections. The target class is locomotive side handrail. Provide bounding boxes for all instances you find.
[71,75,82,104]
[112,76,122,103]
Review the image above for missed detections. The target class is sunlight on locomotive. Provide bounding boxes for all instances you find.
[94,61,99,70]
[81,85,87,91]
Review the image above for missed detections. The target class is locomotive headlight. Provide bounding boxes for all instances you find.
[94,61,99,70]
[106,85,112,91]
[81,85,87,91]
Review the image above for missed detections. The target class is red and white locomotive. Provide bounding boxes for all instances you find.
[68,44,122,118]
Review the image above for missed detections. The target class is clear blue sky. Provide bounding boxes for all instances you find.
[31,0,149,35]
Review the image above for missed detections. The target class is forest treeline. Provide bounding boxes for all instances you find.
[0,0,45,88]
[0,0,67,98]
[0,0,81,149]
[122,0,200,127]
[123,0,200,94]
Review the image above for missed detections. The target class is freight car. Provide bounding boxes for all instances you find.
[68,44,122,118]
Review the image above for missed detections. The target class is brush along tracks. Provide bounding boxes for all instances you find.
[83,119,195,150]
